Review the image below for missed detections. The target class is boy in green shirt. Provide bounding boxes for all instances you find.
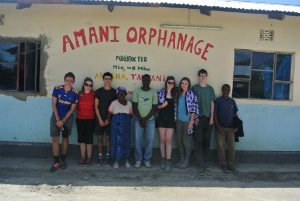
[192,69,216,177]
[132,74,158,168]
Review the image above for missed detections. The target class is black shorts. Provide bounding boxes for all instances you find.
[156,118,176,129]
[76,119,94,144]
[94,119,110,136]
[50,115,74,137]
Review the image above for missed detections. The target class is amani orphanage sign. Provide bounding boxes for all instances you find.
[62,26,215,89]
[63,26,215,60]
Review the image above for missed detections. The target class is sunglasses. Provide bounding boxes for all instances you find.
[84,83,93,87]
[167,81,175,85]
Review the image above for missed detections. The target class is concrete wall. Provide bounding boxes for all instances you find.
[0,3,299,151]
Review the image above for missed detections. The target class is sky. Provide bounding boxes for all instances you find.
[225,0,300,6]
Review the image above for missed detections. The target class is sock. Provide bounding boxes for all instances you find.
[166,159,171,162]
[61,154,66,162]
[54,155,60,163]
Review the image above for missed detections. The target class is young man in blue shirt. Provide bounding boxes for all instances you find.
[214,84,239,174]
[49,72,79,173]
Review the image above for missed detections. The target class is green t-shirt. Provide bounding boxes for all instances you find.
[132,88,158,120]
[192,84,216,117]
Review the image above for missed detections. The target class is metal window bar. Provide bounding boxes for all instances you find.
[17,42,21,91]
[23,41,27,92]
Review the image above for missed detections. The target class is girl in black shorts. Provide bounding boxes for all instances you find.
[157,76,177,172]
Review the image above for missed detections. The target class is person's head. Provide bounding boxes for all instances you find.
[116,87,127,101]
[64,72,75,88]
[179,77,191,92]
[198,69,208,82]
[142,74,151,88]
[103,72,113,85]
[80,77,93,95]
[165,76,176,98]
[221,84,231,98]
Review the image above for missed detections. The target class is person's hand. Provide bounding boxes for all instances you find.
[217,127,224,134]
[99,119,105,127]
[105,119,110,126]
[194,118,199,126]
[56,120,64,129]
[234,128,238,133]
[188,122,193,130]
[209,117,214,125]
[161,101,168,108]
[139,118,147,128]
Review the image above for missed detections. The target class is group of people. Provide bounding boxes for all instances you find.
[49,69,239,177]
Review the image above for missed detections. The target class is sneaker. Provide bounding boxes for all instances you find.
[198,168,205,177]
[165,161,171,173]
[105,154,111,166]
[222,165,230,173]
[204,167,210,172]
[60,160,67,169]
[176,159,184,168]
[125,161,131,168]
[49,162,60,173]
[144,161,151,168]
[228,166,238,174]
[135,161,141,168]
[160,159,166,170]
[97,155,103,166]
[114,162,119,169]
[78,158,85,166]
[85,158,91,166]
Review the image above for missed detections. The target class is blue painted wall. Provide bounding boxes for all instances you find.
[0,96,299,151]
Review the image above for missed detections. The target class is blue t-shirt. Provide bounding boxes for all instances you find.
[177,96,190,122]
[214,96,238,128]
[52,85,79,117]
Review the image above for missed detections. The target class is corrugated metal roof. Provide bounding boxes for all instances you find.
[71,0,300,14]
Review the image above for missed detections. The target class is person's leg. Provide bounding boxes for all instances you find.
[76,119,86,160]
[85,119,94,160]
[52,136,60,157]
[134,119,144,163]
[216,127,227,166]
[49,116,61,172]
[193,117,205,169]
[144,120,155,162]
[106,134,110,155]
[98,135,103,155]
[179,121,191,169]
[224,128,236,168]
[158,127,167,159]
[165,128,174,160]
[175,120,184,167]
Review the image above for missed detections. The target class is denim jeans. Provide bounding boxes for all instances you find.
[134,119,155,162]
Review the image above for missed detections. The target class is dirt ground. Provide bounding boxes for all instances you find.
[0,157,299,201]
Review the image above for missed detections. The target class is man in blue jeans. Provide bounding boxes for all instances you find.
[132,74,158,168]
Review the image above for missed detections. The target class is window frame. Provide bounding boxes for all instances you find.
[0,40,41,92]
[233,49,293,100]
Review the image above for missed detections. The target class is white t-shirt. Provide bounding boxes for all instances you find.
[108,100,133,115]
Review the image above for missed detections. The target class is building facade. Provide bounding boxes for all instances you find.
[0,0,299,152]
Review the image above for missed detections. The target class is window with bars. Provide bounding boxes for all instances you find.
[233,50,292,100]
[0,41,40,92]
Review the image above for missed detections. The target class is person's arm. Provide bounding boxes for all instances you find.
[233,112,238,133]
[157,101,168,109]
[95,98,105,127]
[188,112,195,130]
[209,100,214,125]
[52,96,64,129]
[214,112,224,134]
[62,103,77,123]
[107,112,113,124]
[133,102,145,128]
[143,104,157,121]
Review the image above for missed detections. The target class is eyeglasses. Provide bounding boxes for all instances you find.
[84,83,93,87]
[167,81,175,85]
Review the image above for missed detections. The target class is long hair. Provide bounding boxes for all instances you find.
[178,77,191,96]
[80,77,93,96]
[164,76,177,98]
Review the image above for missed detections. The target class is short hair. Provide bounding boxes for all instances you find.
[142,74,150,79]
[198,69,208,76]
[64,72,75,81]
[222,84,231,90]
[103,72,113,79]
